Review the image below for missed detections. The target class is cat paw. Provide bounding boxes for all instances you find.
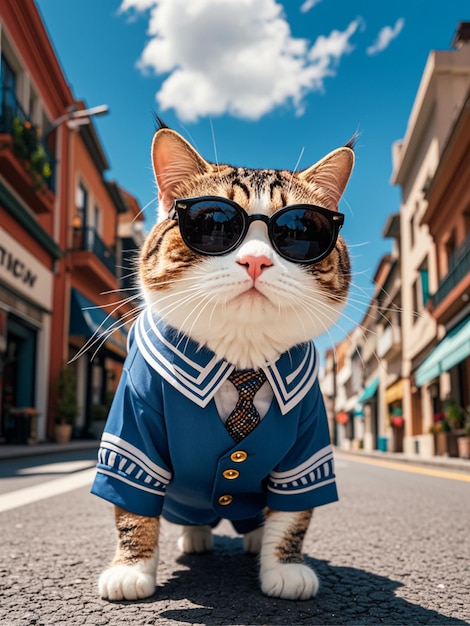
[177,525,213,554]
[260,563,319,600]
[98,562,157,601]
[243,526,264,554]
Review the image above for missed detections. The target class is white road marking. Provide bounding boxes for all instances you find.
[0,468,96,513]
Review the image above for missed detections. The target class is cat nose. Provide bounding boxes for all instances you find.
[237,255,273,281]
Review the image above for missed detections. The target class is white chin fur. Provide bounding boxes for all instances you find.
[143,255,344,369]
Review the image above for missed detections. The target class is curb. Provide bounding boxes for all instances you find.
[335,447,470,473]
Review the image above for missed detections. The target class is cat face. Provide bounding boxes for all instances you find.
[140,128,354,368]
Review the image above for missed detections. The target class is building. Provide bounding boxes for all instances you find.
[416,82,470,442]
[324,22,470,458]
[377,217,403,452]
[0,1,144,443]
[391,22,470,456]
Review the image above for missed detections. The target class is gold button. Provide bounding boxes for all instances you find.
[230,450,248,463]
[223,469,240,480]
[218,494,233,506]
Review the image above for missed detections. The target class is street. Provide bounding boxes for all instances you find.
[0,448,469,626]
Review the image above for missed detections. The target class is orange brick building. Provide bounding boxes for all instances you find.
[0,0,144,443]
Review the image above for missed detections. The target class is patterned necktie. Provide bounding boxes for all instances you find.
[225,369,267,442]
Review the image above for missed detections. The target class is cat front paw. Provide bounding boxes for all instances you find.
[260,563,319,600]
[98,561,157,601]
[177,525,213,554]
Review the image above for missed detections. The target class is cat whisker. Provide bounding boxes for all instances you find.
[286,147,305,197]
[209,118,221,179]
[130,197,155,224]
[70,293,143,362]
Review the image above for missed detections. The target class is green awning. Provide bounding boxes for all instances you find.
[415,316,470,387]
[69,288,127,357]
[358,377,379,403]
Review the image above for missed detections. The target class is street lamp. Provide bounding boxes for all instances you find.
[45,104,109,137]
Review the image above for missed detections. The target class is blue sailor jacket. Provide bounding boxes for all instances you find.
[91,308,338,532]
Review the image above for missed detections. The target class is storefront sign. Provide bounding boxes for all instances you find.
[0,227,52,310]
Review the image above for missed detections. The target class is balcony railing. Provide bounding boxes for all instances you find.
[72,227,117,276]
[0,86,56,191]
[432,235,470,309]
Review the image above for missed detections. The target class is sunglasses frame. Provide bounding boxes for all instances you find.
[169,195,345,264]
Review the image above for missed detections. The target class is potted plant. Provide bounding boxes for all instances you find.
[457,409,470,459]
[53,365,79,443]
[432,412,458,457]
[444,399,463,430]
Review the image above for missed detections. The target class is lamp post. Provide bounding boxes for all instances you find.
[46,102,110,442]
[45,104,109,138]
[51,103,109,242]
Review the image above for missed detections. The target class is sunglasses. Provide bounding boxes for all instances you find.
[168,196,345,264]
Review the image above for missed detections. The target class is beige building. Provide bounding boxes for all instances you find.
[391,23,470,456]
[321,23,470,459]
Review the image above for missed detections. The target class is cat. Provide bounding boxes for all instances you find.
[91,122,354,601]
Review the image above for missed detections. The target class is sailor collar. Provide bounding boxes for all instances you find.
[133,308,319,415]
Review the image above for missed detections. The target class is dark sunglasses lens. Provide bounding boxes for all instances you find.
[271,209,334,261]
[182,201,244,254]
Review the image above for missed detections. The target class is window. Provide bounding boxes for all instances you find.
[412,279,419,318]
[75,181,88,230]
[93,204,101,236]
[409,202,419,249]
[420,266,429,307]
[0,55,17,132]
[464,208,470,238]
[412,258,430,321]
[445,230,457,271]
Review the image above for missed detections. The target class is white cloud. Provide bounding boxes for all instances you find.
[119,0,361,122]
[300,0,322,13]
[309,18,362,62]
[366,18,405,56]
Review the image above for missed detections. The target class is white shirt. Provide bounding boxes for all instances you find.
[214,380,273,423]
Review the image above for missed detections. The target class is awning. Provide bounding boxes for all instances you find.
[69,288,127,358]
[358,377,379,403]
[385,379,404,404]
[415,316,470,387]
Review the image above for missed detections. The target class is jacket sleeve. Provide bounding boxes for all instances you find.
[266,378,338,512]
[91,362,172,518]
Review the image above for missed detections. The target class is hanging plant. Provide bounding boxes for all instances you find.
[11,117,52,189]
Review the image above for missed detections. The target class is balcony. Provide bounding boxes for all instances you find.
[0,87,56,213]
[70,227,118,290]
[432,235,470,323]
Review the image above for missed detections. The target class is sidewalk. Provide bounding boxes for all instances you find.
[0,439,99,460]
[1,439,469,472]
[336,446,470,473]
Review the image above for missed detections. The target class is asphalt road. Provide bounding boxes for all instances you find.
[0,449,469,626]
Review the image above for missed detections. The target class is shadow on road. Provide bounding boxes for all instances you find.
[113,534,468,625]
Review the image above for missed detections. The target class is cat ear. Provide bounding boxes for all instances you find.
[151,129,212,212]
[297,146,354,209]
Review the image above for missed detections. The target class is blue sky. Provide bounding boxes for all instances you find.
[36,0,469,357]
